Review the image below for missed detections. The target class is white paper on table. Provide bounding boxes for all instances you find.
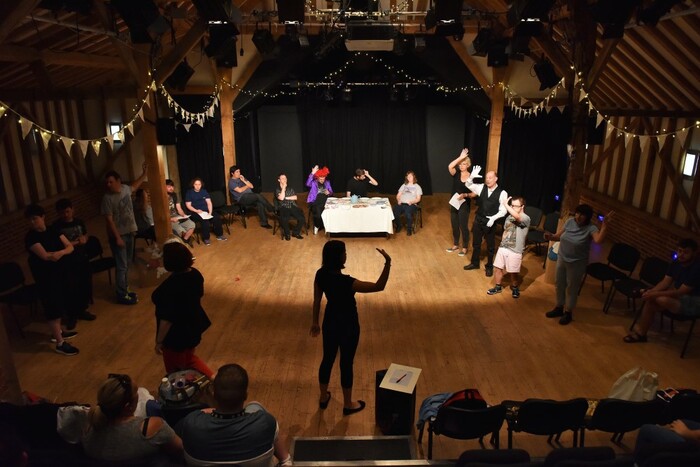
[199,212,213,220]
[449,193,465,210]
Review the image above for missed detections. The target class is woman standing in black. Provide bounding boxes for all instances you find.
[446,148,477,256]
[310,241,391,415]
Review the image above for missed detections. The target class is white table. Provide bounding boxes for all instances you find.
[321,197,395,235]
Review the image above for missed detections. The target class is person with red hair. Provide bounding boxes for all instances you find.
[306,165,333,235]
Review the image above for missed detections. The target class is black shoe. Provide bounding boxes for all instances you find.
[485,267,493,277]
[261,224,273,229]
[394,222,401,233]
[77,311,96,321]
[463,263,479,271]
[294,234,304,239]
[545,307,564,318]
[559,312,573,325]
[64,318,77,330]
[285,234,291,241]
[407,230,412,236]
[343,400,366,416]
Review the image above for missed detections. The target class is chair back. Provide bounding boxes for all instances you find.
[185,446,275,467]
[588,398,665,434]
[0,262,25,294]
[515,398,588,435]
[85,236,104,260]
[543,211,560,233]
[209,190,226,210]
[668,392,700,422]
[607,243,640,274]
[638,257,669,287]
[524,206,543,229]
[434,404,506,440]
[543,446,616,467]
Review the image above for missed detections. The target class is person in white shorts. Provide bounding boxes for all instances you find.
[487,196,530,298]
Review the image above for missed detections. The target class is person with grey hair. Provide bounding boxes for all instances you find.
[177,363,292,466]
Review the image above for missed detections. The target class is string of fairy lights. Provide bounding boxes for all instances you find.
[1,52,696,158]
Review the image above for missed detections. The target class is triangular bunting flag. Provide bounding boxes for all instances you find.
[561,77,565,88]
[40,131,52,150]
[521,98,529,106]
[137,108,144,121]
[213,96,219,107]
[20,119,33,139]
[588,101,594,114]
[196,116,204,127]
[676,129,689,149]
[639,135,650,153]
[150,81,157,91]
[606,124,613,135]
[61,136,73,154]
[107,135,114,149]
[183,124,192,132]
[578,91,587,102]
[78,140,89,157]
[657,134,667,149]
[145,94,152,109]
[556,106,565,113]
[0,107,5,118]
[545,106,551,114]
[117,130,125,142]
[91,140,102,155]
[125,122,133,136]
[207,106,214,118]
[596,113,604,128]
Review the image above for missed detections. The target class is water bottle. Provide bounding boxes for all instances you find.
[161,377,172,397]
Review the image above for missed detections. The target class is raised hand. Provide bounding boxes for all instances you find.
[470,165,482,180]
[376,248,391,263]
[311,165,319,174]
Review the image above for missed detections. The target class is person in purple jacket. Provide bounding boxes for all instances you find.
[306,165,333,235]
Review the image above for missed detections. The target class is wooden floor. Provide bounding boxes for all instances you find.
[6,194,700,460]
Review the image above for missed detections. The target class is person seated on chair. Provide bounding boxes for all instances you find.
[52,198,95,322]
[228,165,275,229]
[306,165,333,235]
[177,363,292,466]
[24,204,80,356]
[275,172,305,241]
[346,168,378,197]
[486,196,530,299]
[392,170,422,236]
[165,179,195,246]
[624,238,700,343]
[634,419,700,463]
[185,178,227,246]
[58,373,183,463]
[133,188,157,244]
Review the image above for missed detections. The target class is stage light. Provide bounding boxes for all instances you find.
[591,0,637,39]
[252,28,276,56]
[470,28,494,57]
[638,0,682,26]
[534,58,560,90]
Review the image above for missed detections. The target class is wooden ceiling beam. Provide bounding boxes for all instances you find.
[596,108,700,118]
[0,85,137,102]
[29,60,53,91]
[531,34,574,85]
[585,38,620,92]
[0,45,125,69]
[92,0,142,82]
[594,67,650,111]
[448,40,492,96]
[663,21,700,72]
[153,18,207,86]
[0,0,42,45]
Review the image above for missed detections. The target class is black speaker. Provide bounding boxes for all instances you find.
[111,0,161,44]
[156,118,177,145]
[375,369,416,435]
[252,29,276,56]
[165,61,195,91]
[487,45,509,67]
[587,116,606,145]
[277,0,305,23]
[206,23,238,68]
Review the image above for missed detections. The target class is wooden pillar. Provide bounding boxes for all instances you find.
[219,69,236,197]
[486,67,506,172]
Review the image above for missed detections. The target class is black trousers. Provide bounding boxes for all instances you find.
[470,216,498,268]
[319,321,360,388]
[311,194,329,229]
[279,205,305,235]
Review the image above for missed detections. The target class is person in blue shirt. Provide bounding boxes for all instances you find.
[185,178,226,246]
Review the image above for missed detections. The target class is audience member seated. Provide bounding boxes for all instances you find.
[177,363,292,466]
[346,168,378,197]
[275,172,305,240]
[634,419,700,464]
[624,238,700,344]
[228,165,275,229]
[24,204,80,356]
[0,422,28,467]
[185,178,227,246]
[57,373,183,464]
[306,165,333,235]
[166,179,195,245]
[52,198,95,322]
[392,170,422,236]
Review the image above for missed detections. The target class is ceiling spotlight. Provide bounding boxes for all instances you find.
[534,58,560,90]
[470,28,494,57]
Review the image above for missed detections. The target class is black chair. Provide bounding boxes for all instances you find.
[660,311,697,358]
[271,200,308,239]
[85,236,116,290]
[667,391,700,423]
[505,398,588,449]
[0,262,40,338]
[528,211,560,260]
[586,398,665,443]
[210,190,237,234]
[419,404,506,459]
[393,202,423,234]
[524,206,543,232]
[604,257,669,315]
[582,242,641,294]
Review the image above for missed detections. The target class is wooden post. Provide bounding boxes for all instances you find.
[219,69,236,198]
[486,67,506,172]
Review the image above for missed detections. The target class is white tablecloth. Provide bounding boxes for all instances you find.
[321,198,395,234]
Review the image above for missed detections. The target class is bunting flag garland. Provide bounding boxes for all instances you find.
[91,140,102,155]
[159,84,220,129]
[39,130,52,150]
[78,140,89,156]
[0,106,5,118]
[20,119,32,138]
[61,136,73,154]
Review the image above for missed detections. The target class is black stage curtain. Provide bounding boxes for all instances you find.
[297,88,432,195]
[464,112,490,168]
[233,113,263,192]
[497,108,571,214]
[174,96,225,196]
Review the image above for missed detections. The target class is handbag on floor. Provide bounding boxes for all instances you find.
[608,367,658,401]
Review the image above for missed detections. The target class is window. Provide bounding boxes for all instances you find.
[682,150,698,178]
[109,122,122,143]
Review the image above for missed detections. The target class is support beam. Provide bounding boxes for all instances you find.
[585,38,620,92]
[532,34,574,86]
[0,0,42,45]
[486,67,506,172]
[0,45,126,69]
[449,40,492,92]
[92,0,141,82]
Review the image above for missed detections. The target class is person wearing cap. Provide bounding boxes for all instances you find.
[306,165,333,235]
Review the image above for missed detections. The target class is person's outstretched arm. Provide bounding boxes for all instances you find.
[352,249,391,293]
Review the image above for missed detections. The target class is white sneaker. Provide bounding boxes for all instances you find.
[314,227,319,235]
